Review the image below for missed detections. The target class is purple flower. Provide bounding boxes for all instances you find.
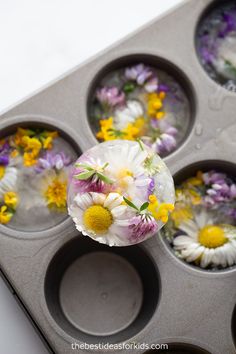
[144,77,159,93]
[128,214,158,243]
[202,171,236,206]
[227,207,236,219]
[96,87,125,109]
[36,151,71,173]
[219,12,236,38]
[151,120,178,155]
[125,64,158,92]
[158,84,169,93]
[199,34,218,65]
[147,178,155,197]
[0,155,9,166]
[0,141,10,166]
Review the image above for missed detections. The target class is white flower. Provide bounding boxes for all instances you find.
[173,211,236,268]
[69,192,130,246]
[214,34,236,80]
[0,166,18,197]
[104,142,149,201]
[114,100,144,130]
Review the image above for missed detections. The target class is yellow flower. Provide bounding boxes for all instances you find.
[20,136,42,166]
[147,92,166,120]
[10,149,19,158]
[148,194,174,223]
[14,128,33,146]
[22,136,42,151]
[184,171,203,187]
[44,178,67,209]
[43,136,53,150]
[0,205,13,224]
[0,166,5,180]
[171,204,193,227]
[23,151,38,167]
[41,131,58,149]
[133,117,146,135]
[187,189,202,205]
[97,117,141,141]
[122,123,139,140]
[4,192,18,209]
[44,131,58,139]
[96,117,116,141]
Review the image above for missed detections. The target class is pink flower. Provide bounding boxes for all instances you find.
[96,87,125,109]
[128,214,158,243]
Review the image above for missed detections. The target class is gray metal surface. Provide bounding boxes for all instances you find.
[0,0,235,353]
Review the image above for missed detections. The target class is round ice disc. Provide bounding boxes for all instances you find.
[68,140,175,246]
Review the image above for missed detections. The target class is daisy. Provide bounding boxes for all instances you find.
[173,211,236,269]
[68,140,175,246]
[0,166,18,197]
[42,170,67,210]
[103,141,149,200]
[68,192,130,246]
[114,100,144,130]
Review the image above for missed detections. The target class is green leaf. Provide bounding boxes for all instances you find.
[136,138,144,151]
[140,202,149,211]
[96,172,114,184]
[225,60,236,77]
[123,82,136,93]
[123,197,139,211]
[75,163,94,171]
[102,162,109,169]
[74,171,94,180]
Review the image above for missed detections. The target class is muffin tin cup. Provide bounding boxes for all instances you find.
[0,114,81,239]
[0,0,235,353]
[87,54,196,159]
[43,236,160,345]
[161,159,236,274]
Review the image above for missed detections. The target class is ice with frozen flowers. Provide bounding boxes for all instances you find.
[0,127,76,230]
[197,1,236,91]
[68,140,175,246]
[90,62,191,157]
[163,170,236,270]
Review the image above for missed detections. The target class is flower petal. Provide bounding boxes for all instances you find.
[111,205,127,218]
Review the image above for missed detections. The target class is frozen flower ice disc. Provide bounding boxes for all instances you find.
[0,126,76,232]
[68,140,175,246]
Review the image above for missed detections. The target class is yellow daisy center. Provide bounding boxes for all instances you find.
[0,166,5,180]
[117,169,133,179]
[45,178,67,208]
[198,225,228,249]
[83,205,113,234]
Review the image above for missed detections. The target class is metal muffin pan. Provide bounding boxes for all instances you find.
[0,0,235,353]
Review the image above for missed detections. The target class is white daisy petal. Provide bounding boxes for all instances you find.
[179,220,199,239]
[104,193,121,208]
[91,192,106,205]
[200,248,214,268]
[173,235,195,248]
[223,243,236,267]
[74,193,92,210]
[181,243,199,258]
[186,246,205,263]
[111,205,127,218]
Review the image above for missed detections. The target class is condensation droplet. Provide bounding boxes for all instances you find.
[216,127,221,133]
[101,292,108,300]
[195,144,201,150]
[195,123,203,136]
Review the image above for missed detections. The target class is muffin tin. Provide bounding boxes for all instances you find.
[0,0,235,353]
